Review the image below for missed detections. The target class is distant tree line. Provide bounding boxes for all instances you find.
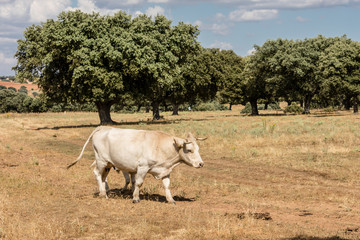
[240,35,360,115]
[11,10,360,124]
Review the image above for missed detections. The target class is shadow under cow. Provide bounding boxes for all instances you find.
[94,188,195,203]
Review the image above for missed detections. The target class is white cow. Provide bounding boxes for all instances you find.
[67,126,206,204]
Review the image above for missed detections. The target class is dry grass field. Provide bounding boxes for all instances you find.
[1,108,360,239]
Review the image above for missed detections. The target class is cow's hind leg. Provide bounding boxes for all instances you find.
[132,167,148,203]
[121,171,131,191]
[104,167,111,192]
[94,166,107,198]
[94,163,111,198]
[162,175,175,204]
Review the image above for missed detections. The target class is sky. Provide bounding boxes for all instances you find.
[1,0,360,76]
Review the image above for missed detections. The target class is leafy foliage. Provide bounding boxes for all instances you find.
[0,89,46,113]
[283,103,303,114]
[13,11,201,123]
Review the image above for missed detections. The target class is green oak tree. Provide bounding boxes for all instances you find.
[127,15,201,119]
[14,10,133,124]
[319,37,360,113]
[13,10,201,123]
[168,48,224,115]
[217,49,245,110]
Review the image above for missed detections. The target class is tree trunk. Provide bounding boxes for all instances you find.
[353,95,359,114]
[229,103,232,111]
[136,104,142,112]
[344,96,352,110]
[163,102,169,112]
[250,99,258,115]
[152,102,160,120]
[264,102,269,110]
[96,102,114,125]
[302,95,312,114]
[172,103,179,115]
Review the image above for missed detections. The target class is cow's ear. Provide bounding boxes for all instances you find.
[187,132,196,141]
[174,138,184,148]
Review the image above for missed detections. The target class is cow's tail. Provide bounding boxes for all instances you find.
[66,126,103,169]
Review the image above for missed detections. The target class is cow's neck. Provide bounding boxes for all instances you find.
[152,154,181,180]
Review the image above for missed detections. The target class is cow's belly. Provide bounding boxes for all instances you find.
[111,155,139,173]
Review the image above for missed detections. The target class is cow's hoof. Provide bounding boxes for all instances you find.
[99,193,108,199]
[133,199,140,204]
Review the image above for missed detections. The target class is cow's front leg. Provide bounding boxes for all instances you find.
[132,167,148,203]
[130,173,135,192]
[162,175,175,204]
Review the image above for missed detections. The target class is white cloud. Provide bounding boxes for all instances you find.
[134,10,144,16]
[121,0,144,6]
[246,47,256,55]
[29,0,71,22]
[0,52,16,65]
[148,0,169,3]
[145,5,165,17]
[194,0,360,9]
[195,20,231,35]
[0,37,17,44]
[296,16,308,22]
[229,9,278,22]
[66,0,122,16]
[209,23,230,35]
[76,0,97,13]
[209,40,233,50]
[215,13,226,21]
[0,0,30,20]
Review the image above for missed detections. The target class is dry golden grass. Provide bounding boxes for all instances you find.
[1,109,360,239]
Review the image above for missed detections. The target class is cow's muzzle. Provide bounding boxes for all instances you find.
[198,162,204,168]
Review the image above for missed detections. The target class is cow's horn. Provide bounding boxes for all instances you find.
[196,137,207,141]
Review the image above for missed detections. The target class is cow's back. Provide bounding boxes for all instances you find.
[92,127,177,172]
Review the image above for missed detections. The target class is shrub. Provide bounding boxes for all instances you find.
[0,89,17,113]
[323,106,335,113]
[269,102,282,110]
[240,103,251,114]
[192,100,228,111]
[284,103,303,114]
[8,87,16,92]
[29,98,47,112]
[19,86,28,94]
[49,104,63,112]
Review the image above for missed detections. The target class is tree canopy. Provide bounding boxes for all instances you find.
[12,10,360,118]
[13,10,201,123]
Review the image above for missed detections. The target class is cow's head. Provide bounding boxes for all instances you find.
[174,133,207,168]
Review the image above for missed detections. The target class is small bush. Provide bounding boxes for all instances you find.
[269,102,282,110]
[8,87,16,92]
[284,103,303,114]
[193,101,228,111]
[48,104,63,112]
[241,102,282,114]
[19,86,28,94]
[240,103,251,114]
[323,106,335,113]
